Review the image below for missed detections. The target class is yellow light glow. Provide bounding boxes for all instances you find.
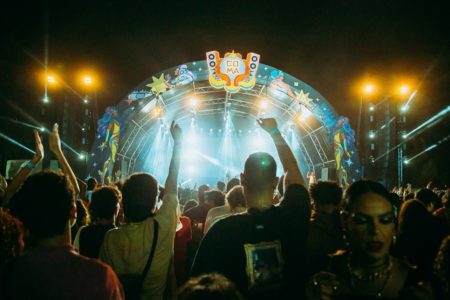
[83,76,93,85]
[259,99,268,109]
[399,85,409,94]
[153,105,162,117]
[47,75,57,84]
[77,70,99,89]
[364,84,375,94]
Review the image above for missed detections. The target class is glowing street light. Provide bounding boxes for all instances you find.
[399,85,410,95]
[47,75,57,85]
[83,76,93,85]
[364,84,375,95]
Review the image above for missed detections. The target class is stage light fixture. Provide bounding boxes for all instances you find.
[153,105,162,117]
[369,131,376,139]
[403,159,409,165]
[83,97,89,104]
[40,127,46,132]
[189,97,198,107]
[42,96,50,103]
[79,154,85,160]
[369,104,375,111]
[259,99,268,110]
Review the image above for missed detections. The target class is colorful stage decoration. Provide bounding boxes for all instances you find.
[88,59,360,188]
[206,51,260,93]
[97,107,122,185]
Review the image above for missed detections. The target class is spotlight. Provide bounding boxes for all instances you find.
[369,131,376,139]
[187,165,196,174]
[78,154,85,160]
[404,159,409,165]
[153,105,162,117]
[83,97,89,104]
[42,96,49,103]
[40,127,46,132]
[189,97,198,107]
[402,133,407,139]
[369,104,375,112]
[259,99,268,110]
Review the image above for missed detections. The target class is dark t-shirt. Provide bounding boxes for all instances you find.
[79,224,116,258]
[191,184,310,299]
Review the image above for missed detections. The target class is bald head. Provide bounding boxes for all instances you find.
[241,153,278,208]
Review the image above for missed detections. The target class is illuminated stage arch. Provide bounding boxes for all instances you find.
[89,60,361,187]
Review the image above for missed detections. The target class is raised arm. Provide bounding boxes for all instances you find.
[164,121,182,196]
[50,123,80,196]
[258,118,306,188]
[2,130,44,206]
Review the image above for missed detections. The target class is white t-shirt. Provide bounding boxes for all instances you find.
[204,205,246,234]
[99,193,178,300]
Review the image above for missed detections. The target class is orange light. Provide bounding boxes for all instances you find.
[364,84,375,94]
[47,75,57,84]
[153,105,162,117]
[83,76,93,85]
[399,85,409,95]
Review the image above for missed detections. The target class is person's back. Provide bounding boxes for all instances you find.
[74,186,121,258]
[10,245,122,299]
[100,121,182,300]
[4,171,123,300]
[393,199,448,279]
[191,119,310,299]
[306,181,345,275]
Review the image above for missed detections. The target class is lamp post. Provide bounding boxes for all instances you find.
[356,83,376,178]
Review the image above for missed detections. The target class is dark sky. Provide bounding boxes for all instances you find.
[1,0,449,185]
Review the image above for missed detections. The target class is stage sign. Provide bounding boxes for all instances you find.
[206,51,260,93]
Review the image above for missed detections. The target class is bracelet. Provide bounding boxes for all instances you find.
[24,161,35,170]
[270,128,281,135]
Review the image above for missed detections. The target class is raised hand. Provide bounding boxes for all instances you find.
[31,129,44,165]
[49,123,62,154]
[257,118,278,134]
[170,121,182,144]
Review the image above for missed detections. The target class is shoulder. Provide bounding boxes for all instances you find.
[207,214,249,234]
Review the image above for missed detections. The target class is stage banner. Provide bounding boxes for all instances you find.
[206,51,260,93]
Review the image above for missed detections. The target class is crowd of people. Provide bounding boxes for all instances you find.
[0,118,449,300]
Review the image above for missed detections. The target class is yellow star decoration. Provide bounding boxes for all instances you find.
[146,74,168,95]
[295,90,314,106]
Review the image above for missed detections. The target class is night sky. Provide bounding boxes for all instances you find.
[1,0,449,185]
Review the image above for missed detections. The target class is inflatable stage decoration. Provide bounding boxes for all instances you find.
[88,55,361,187]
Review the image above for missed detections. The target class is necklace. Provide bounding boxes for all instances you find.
[347,255,393,298]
